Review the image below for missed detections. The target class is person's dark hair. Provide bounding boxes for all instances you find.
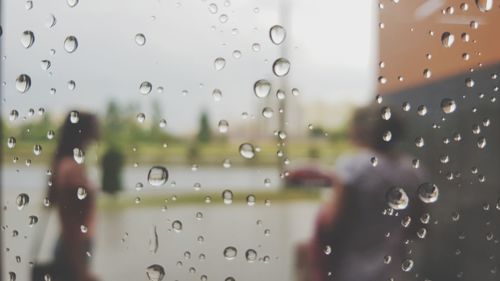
[349,105,404,153]
[53,111,100,163]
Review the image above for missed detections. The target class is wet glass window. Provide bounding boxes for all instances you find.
[1,0,499,281]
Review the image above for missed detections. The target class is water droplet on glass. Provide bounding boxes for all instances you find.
[423,68,432,79]
[223,246,237,260]
[246,194,256,206]
[77,187,87,200]
[323,245,332,255]
[214,57,226,70]
[136,113,146,123]
[219,14,228,23]
[477,137,486,149]
[21,31,35,48]
[441,32,455,48]
[15,74,31,93]
[28,215,38,226]
[239,143,255,159]
[67,0,79,7]
[67,80,76,90]
[441,98,456,114]
[272,58,290,77]
[401,259,414,272]
[135,33,146,46]
[7,137,16,149]
[139,81,152,95]
[381,107,391,120]
[148,166,169,186]
[69,111,79,123]
[222,189,233,204]
[212,88,222,101]
[382,131,392,142]
[208,3,218,14]
[64,36,78,53]
[418,183,439,203]
[9,110,19,121]
[73,148,85,164]
[254,79,271,98]
[172,220,182,232]
[146,264,165,281]
[417,105,427,116]
[245,249,257,262]
[384,255,392,264]
[218,120,229,133]
[386,187,409,210]
[252,43,261,52]
[476,0,494,12]
[45,14,56,28]
[40,60,51,70]
[262,107,274,118]
[33,144,42,156]
[16,193,29,210]
[149,225,159,253]
[269,25,286,45]
[465,78,475,88]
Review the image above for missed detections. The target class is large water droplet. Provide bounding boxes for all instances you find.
[239,143,255,159]
[441,98,456,114]
[386,187,409,210]
[272,58,290,77]
[223,246,237,260]
[214,57,226,70]
[21,31,35,48]
[64,36,78,53]
[441,32,455,48]
[476,0,494,12]
[417,183,439,203]
[146,264,165,281]
[15,74,31,93]
[148,166,169,186]
[139,81,152,95]
[135,33,146,46]
[16,193,29,210]
[253,79,271,98]
[73,148,85,164]
[269,25,286,45]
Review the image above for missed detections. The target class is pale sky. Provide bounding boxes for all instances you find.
[1,0,377,135]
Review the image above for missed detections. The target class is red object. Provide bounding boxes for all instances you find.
[286,168,333,188]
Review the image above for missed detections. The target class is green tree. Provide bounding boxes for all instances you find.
[196,111,212,144]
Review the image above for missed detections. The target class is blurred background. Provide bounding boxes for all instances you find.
[1,0,500,280]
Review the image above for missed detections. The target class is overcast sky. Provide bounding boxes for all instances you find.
[1,0,377,135]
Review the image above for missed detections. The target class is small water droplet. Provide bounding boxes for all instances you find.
[381,107,391,120]
[28,215,38,226]
[70,111,79,123]
[73,148,85,164]
[135,33,146,46]
[45,14,56,28]
[21,31,35,48]
[149,225,159,253]
[148,166,169,186]
[222,189,233,204]
[172,220,182,232]
[208,3,218,14]
[465,78,475,88]
[64,36,78,53]
[401,259,414,272]
[40,60,51,70]
[245,249,257,262]
[214,57,226,70]
[269,25,286,45]
[218,120,229,133]
[33,144,42,156]
[77,187,87,200]
[67,0,79,8]
[9,110,19,121]
[212,88,222,101]
[7,137,16,149]
[262,107,274,118]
